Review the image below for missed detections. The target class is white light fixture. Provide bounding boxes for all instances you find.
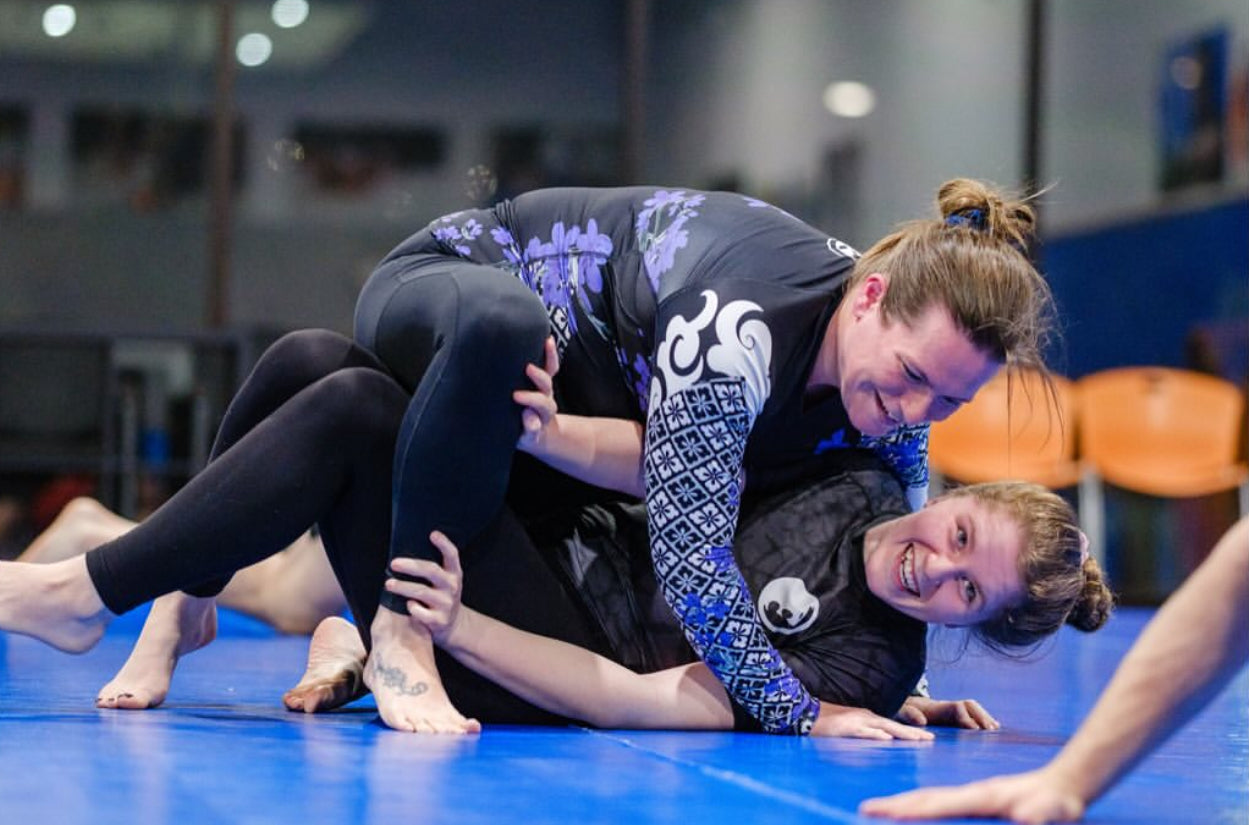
[823,81,876,118]
[237,32,274,67]
[272,0,310,29]
[42,4,76,38]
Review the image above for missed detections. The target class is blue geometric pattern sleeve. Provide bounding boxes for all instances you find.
[644,382,820,734]
[861,423,930,511]
[644,288,819,734]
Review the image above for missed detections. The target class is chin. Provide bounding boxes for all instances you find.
[853,414,890,438]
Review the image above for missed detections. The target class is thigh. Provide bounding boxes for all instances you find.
[353,253,547,392]
[363,256,550,573]
[213,329,388,459]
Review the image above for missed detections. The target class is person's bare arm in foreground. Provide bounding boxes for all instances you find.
[860,516,1249,824]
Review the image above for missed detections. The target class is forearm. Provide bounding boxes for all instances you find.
[520,414,644,497]
[1047,517,1249,804]
[440,605,729,729]
[644,386,818,734]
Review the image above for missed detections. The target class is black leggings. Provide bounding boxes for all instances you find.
[83,329,608,724]
[85,331,403,630]
[354,249,550,613]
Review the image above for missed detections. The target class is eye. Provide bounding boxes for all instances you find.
[955,527,968,548]
[902,362,923,383]
[961,577,979,604]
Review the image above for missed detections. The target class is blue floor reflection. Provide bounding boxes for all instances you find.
[1,607,1245,824]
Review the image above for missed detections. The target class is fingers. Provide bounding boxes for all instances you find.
[894,704,928,727]
[522,363,554,396]
[514,341,560,446]
[404,600,443,628]
[860,786,983,820]
[910,697,1001,730]
[543,336,560,377]
[520,408,542,436]
[386,578,451,613]
[814,705,937,741]
[881,720,935,741]
[428,530,463,578]
[963,699,1000,730]
[946,699,999,730]
[846,721,933,742]
[860,782,1012,822]
[513,389,556,421]
[517,338,559,404]
[388,555,456,590]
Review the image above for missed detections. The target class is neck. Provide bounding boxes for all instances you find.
[862,521,882,560]
[808,305,843,390]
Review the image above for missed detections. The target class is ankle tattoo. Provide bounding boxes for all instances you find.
[370,654,429,697]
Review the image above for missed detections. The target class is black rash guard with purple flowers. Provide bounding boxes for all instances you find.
[377,186,929,734]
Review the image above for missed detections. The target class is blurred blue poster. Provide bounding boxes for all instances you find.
[1159,26,1229,191]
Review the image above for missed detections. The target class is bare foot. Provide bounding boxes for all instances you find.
[19,498,136,564]
[363,608,481,734]
[0,556,111,652]
[96,592,217,710]
[220,533,347,635]
[282,616,369,713]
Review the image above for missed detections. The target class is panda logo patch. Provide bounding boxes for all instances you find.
[758,577,819,635]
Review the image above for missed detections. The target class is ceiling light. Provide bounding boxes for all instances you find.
[237,32,273,67]
[823,81,876,118]
[42,4,76,38]
[272,0,309,29]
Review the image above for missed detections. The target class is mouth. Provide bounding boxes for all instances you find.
[898,543,921,597]
[875,392,900,429]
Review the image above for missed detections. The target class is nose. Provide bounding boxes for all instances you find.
[899,389,936,426]
[920,549,961,594]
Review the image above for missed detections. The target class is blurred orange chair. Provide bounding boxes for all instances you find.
[929,368,1080,491]
[1077,366,1249,566]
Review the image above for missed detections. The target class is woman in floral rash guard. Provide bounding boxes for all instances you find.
[342,179,1055,735]
[48,179,1056,736]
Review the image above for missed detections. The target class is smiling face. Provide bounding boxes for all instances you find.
[827,273,1001,437]
[862,494,1025,626]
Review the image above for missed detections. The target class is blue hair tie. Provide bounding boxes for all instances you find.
[945,208,986,230]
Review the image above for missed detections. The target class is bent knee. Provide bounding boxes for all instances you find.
[266,329,353,366]
[455,292,549,361]
[308,368,407,431]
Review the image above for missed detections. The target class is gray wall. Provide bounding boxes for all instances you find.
[0,0,1245,334]
[1044,0,1249,231]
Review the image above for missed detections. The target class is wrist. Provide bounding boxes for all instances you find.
[439,606,477,653]
[1040,756,1099,806]
[789,696,821,736]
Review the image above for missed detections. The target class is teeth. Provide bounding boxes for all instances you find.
[900,545,919,596]
[877,395,893,422]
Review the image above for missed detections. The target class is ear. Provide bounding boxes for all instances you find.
[851,272,889,318]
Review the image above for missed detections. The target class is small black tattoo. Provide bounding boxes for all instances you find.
[370,655,429,697]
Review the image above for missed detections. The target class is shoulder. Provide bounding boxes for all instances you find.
[786,612,926,716]
[738,465,907,547]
